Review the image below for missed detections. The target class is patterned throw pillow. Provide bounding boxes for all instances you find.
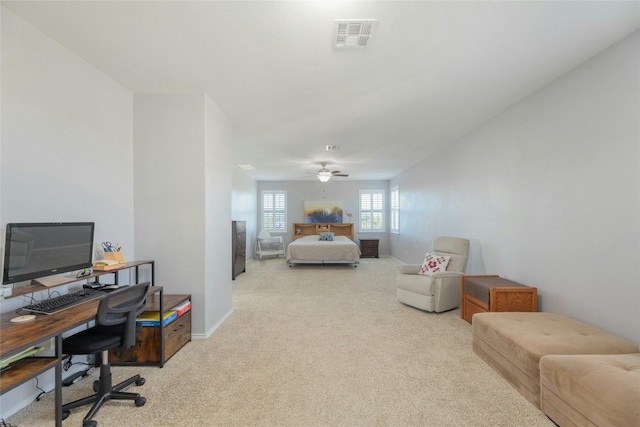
[418,252,450,276]
[319,232,335,241]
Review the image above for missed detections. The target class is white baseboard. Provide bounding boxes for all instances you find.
[193,307,233,339]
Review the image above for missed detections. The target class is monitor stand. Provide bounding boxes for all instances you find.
[33,274,75,287]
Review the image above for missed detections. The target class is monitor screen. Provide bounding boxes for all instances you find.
[2,222,95,285]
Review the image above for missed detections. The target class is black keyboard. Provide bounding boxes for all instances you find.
[22,288,105,315]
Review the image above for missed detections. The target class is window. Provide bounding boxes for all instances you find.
[261,190,287,232]
[359,190,385,232]
[390,186,399,234]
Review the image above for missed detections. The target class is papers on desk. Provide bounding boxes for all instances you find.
[136,310,177,326]
[0,346,45,370]
[92,260,120,271]
[135,300,190,327]
[172,300,191,317]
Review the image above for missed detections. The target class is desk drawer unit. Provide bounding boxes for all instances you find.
[359,239,379,258]
[112,311,191,365]
[111,295,192,366]
[164,311,191,359]
[461,275,537,324]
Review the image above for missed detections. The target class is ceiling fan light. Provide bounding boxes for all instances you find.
[317,171,332,182]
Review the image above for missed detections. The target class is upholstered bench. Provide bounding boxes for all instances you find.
[540,353,640,427]
[472,312,639,408]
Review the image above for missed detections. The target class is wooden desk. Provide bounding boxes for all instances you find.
[1,299,99,426]
[0,285,164,426]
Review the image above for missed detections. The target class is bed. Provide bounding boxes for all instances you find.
[287,223,360,267]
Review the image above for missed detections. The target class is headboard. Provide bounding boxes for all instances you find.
[291,223,354,241]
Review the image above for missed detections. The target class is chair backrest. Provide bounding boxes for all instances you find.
[96,282,150,351]
[432,236,470,273]
[257,229,272,240]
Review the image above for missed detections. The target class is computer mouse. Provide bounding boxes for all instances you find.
[11,314,36,323]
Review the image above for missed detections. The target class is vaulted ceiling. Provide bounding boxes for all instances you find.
[3,1,639,181]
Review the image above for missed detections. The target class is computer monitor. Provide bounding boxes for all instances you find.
[2,222,95,285]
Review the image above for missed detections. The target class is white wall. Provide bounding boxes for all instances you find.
[1,9,134,245]
[133,93,233,337]
[0,8,134,417]
[391,32,640,343]
[204,95,233,334]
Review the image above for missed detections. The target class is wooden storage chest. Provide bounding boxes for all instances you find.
[461,275,537,324]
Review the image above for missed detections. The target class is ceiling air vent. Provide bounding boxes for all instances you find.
[334,19,378,48]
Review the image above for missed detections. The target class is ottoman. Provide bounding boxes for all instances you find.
[472,312,639,408]
[540,353,640,427]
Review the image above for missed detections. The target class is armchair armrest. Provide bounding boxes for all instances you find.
[396,264,422,275]
[258,236,283,243]
[430,271,464,278]
[433,272,463,312]
[396,265,464,277]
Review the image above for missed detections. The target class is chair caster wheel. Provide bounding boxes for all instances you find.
[93,380,99,392]
[135,397,146,407]
[83,420,97,427]
[62,410,70,420]
[135,377,146,386]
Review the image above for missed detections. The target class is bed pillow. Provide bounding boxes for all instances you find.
[319,232,335,241]
[418,252,450,276]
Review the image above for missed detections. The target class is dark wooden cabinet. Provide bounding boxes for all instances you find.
[232,220,246,280]
[359,239,379,258]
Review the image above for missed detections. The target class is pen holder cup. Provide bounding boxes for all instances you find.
[103,251,126,264]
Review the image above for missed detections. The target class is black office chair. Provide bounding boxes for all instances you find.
[61,283,150,427]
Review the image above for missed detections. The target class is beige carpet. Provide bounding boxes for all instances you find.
[7,257,554,426]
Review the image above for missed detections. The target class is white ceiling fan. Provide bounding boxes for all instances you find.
[316,162,349,182]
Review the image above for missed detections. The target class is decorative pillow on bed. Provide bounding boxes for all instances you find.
[319,232,335,241]
[418,252,450,276]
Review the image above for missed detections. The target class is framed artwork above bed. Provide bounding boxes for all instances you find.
[304,200,343,223]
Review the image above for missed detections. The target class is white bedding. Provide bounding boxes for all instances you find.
[286,235,361,265]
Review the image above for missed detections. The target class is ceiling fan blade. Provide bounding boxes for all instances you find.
[309,162,348,179]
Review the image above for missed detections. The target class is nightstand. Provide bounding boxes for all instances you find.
[359,239,379,258]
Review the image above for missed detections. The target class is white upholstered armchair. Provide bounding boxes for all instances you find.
[396,236,470,313]
[255,230,285,260]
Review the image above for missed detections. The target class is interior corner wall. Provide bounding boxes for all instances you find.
[133,93,233,337]
[1,8,134,418]
[390,32,640,343]
[204,94,233,334]
[232,168,258,260]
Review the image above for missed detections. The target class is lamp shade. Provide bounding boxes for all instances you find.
[317,171,332,182]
